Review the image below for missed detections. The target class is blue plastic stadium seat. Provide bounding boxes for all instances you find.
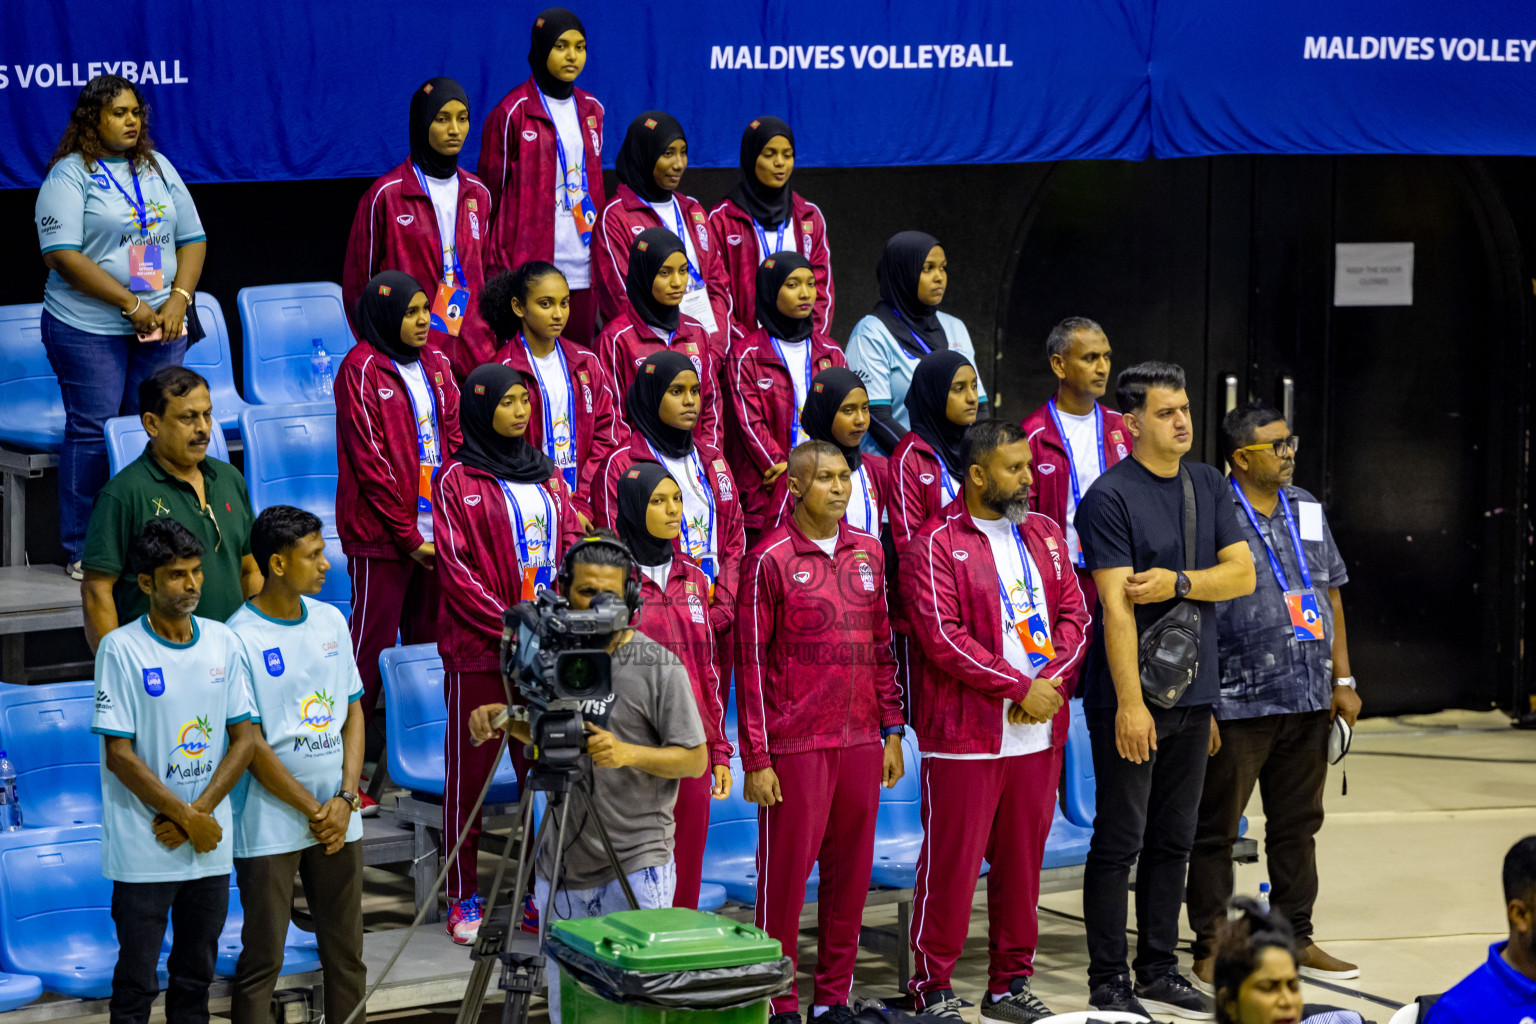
[0,681,101,828]
[0,971,43,1011]
[0,825,119,997]
[0,303,65,451]
[697,757,818,906]
[105,414,230,476]
[184,292,250,436]
[1064,698,1096,828]
[169,876,319,978]
[696,883,727,913]
[868,736,923,889]
[724,672,738,744]
[237,283,353,405]
[238,402,349,612]
[380,644,519,800]
[1042,806,1093,870]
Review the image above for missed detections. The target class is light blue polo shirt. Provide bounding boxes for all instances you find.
[91,615,254,883]
[226,598,364,857]
[843,310,987,453]
[35,151,205,335]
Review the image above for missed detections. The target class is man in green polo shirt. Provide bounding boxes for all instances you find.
[82,365,262,652]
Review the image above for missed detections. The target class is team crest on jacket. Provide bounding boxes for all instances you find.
[464,494,481,506]
[858,561,875,592]
[1038,463,1056,474]
[920,474,934,485]
[522,130,538,142]
[470,212,480,239]
[715,472,733,501]
[396,214,414,226]
[379,388,394,399]
[1116,444,1128,458]
[792,571,811,584]
[803,234,812,255]
[632,225,644,235]
[263,648,285,676]
[757,378,772,389]
[953,549,969,561]
[727,234,742,246]
[694,223,710,250]
[687,593,706,623]
[590,128,602,155]
[582,383,593,412]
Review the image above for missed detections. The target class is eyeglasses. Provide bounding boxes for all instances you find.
[1238,436,1300,457]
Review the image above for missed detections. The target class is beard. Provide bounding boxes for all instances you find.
[162,591,202,618]
[982,481,1029,523]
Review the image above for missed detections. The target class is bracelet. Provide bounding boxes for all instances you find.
[171,286,194,304]
[123,297,144,317]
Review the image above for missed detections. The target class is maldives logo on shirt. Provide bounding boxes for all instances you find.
[685,516,708,559]
[173,717,214,758]
[299,691,336,732]
[524,514,549,557]
[1006,579,1032,614]
[263,647,285,676]
[143,668,166,697]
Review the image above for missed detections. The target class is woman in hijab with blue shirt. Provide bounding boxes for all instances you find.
[35,75,207,579]
[844,230,989,455]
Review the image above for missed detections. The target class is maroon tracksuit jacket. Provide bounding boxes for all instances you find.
[708,194,834,341]
[335,341,463,560]
[342,159,496,380]
[890,432,957,548]
[589,432,745,637]
[595,183,734,353]
[1020,399,1129,613]
[494,334,625,524]
[723,328,846,530]
[899,499,1090,997]
[594,309,723,451]
[477,77,607,276]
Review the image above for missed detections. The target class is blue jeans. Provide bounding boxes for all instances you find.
[40,310,187,561]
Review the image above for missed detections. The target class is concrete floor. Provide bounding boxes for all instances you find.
[363,709,1532,1024]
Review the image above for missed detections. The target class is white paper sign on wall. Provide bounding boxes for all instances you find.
[1333,242,1414,306]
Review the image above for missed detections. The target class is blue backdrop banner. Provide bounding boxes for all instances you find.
[0,0,1151,188]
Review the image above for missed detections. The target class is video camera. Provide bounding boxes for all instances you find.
[499,588,631,771]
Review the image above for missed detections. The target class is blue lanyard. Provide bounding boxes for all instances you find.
[891,308,932,358]
[519,334,574,466]
[1046,397,1105,568]
[995,529,1038,624]
[393,361,441,465]
[1230,480,1314,592]
[652,442,715,557]
[98,161,150,237]
[769,336,813,446]
[412,165,466,285]
[753,219,788,261]
[498,479,555,567]
[665,199,705,287]
[536,89,588,214]
[939,469,960,503]
[847,464,875,532]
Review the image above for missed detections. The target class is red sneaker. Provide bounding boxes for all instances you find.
[359,792,379,818]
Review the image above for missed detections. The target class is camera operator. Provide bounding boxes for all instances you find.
[468,528,707,1024]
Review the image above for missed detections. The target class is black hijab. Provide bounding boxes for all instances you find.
[455,364,557,483]
[528,8,586,101]
[625,227,685,334]
[355,270,429,364]
[800,367,868,473]
[615,111,685,204]
[873,230,947,357]
[625,350,696,460]
[726,116,794,229]
[755,252,815,344]
[906,351,973,483]
[616,460,678,567]
[409,77,469,180]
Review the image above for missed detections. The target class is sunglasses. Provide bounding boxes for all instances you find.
[1238,436,1300,457]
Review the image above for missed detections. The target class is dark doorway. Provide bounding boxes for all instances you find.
[996,155,1529,716]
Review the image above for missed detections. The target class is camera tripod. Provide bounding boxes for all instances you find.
[454,726,638,1024]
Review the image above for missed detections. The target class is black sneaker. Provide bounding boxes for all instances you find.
[1135,971,1214,1020]
[914,988,974,1022]
[1089,975,1152,1018]
[771,1012,803,1024]
[979,976,1053,1024]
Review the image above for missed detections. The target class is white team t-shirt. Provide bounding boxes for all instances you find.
[398,360,440,542]
[844,463,880,534]
[530,347,577,479]
[91,616,255,882]
[1057,406,1105,563]
[776,338,812,445]
[660,452,718,566]
[811,533,838,556]
[501,481,557,568]
[422,172,460,282]
[930,517,1053,760]
[226,598,366,857]
[544,93,591,288]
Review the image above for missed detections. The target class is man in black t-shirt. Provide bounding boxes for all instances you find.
[1074,361,1255,1021]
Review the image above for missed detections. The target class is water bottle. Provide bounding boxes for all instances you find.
[309,338,334,400]
[0,750,22,831]
[1257,881,1271,913]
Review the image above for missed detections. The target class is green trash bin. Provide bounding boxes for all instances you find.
[549,908,795,1024]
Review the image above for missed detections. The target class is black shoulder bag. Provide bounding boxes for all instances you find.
[1137,465,1201,708]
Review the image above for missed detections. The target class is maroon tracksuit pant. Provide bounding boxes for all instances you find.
[347,554,440,722]
[672,772,713,911]
[756,743,882,1014]
[909,747,1061,998]
[444,669,528,901]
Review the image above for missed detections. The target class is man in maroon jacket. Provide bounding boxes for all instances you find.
[900,419,1091,1023]
[735,439,906,1024]
[1020,317,1127,612]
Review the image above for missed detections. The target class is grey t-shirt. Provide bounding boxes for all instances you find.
[535,631,706,890]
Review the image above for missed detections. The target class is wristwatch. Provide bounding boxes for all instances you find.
[1174,571,1192,599]
[881,725,906,740]
[336,790,361,812]
[1333,676,1357,690]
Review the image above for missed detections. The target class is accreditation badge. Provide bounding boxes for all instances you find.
[699,555,717,604]
[521,564,556,603]
[431,281,470,337]
[417,463,433,515]
[573,194,598,246]
[1285,589,1325,642]
[128,243,164,291]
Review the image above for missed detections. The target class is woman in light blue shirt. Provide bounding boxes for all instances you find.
[844,230,988,454]
[34,75,207,575]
